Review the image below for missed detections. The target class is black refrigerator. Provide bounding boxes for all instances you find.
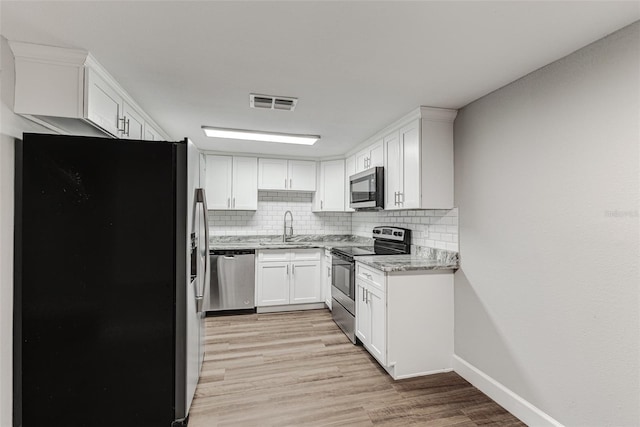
[13,133,209,426]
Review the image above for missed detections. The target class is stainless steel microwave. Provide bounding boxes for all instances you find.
[349,167,384,210]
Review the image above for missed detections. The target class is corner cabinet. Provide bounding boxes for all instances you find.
[384,107,457,210]
[9,41,170,140]
[256,249,323,308]
[355,262,454,380]
[258,158,317,191]
[205,155,258,210]
[313,159,345,212]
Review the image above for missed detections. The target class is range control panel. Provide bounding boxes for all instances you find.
[372,226,411,243]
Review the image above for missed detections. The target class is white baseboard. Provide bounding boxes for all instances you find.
[453,355,563,427]
[256,303,326,313]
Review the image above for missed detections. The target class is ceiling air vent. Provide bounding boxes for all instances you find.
[250,93,298,111]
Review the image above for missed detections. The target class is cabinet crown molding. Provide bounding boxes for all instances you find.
[9,40,88,65]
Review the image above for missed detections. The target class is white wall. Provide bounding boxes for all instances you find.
[453,22,639,427]
[209,191,352,236]
[0,36,54,427]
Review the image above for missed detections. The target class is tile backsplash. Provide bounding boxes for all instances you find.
[208,191,458,251]
[208,191,351,236]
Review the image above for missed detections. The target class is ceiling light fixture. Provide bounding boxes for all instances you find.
[201,126,319,145]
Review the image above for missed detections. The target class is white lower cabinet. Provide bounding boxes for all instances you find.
[257,262,290,306]
[355,261,454,380]
[256,249,322,308]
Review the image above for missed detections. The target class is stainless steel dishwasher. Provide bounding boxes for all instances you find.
[206,249,256,313]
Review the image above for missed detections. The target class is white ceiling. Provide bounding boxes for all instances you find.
[2,1,638,158]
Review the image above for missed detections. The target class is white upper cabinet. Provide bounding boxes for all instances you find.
[258,158,288,190]
[313,159,345,212]
[9,41,170,140]
[206,155,257,210]
[143,123,163,141]
[258,158,316,191]
[288,160,316,191]
[385,119,421,210]
[85,67,122,136]
[350,107,456,210]
[121,102,144,140]
[232,156,259,210]
[206,155,233,209]
[355,139,384,173]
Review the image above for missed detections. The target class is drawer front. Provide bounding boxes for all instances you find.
[290,248,322,261]
[356,263,385,292]
[258,249,290,262]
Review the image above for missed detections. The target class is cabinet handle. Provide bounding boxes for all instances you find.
[327,266,330,277]
[394,192,398,206]
[227,198,230,208]
[118,117,126,133]
[284,178,287,189]
[362,287,366,302]
[289,178,292,189]
[287,264,289,275]
[292,264,295,275]
[125,118,130,137]
[233,197,235,208]
[398,192,403,204]
[320,200,323,210]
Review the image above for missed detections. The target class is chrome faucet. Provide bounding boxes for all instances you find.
[283,210,293,242]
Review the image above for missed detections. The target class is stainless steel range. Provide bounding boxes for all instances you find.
[331,226,411,343]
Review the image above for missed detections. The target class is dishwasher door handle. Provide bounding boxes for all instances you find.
[223,256,235,259]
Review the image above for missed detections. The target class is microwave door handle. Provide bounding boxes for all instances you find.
[194,188,209,313]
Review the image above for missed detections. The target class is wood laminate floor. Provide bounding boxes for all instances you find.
[189,309,525,427]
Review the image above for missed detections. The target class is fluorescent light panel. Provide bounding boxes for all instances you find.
[202,126,319,145]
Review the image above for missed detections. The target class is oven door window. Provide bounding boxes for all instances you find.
[332,258,354,299]
[351,174,375,203]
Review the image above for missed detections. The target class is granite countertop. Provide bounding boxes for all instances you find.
[209,235,460,272]
[209,235,372,251]
[356,247,459,272]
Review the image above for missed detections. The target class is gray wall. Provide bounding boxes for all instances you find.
[453,22,639,426]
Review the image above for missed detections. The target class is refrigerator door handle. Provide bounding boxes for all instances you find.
[194,188,210,313]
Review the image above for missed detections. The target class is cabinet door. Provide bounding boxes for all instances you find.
[85,68,122,137]
[344,155,356,212]
[399,120,420,209]
[368,285,386,365]
[232,156,258,210]
[290,261,321,304]
[319,160,345,211]
[143,123,162,141]
[288,160,316,191]
[122,102,144,140]
[258,158,288,190]
[384,131,401,210]
[355,150,369,173]
[355,281,370,344]
[369,139,384,167]
[257,262,290,306]
[205,155,233,210]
